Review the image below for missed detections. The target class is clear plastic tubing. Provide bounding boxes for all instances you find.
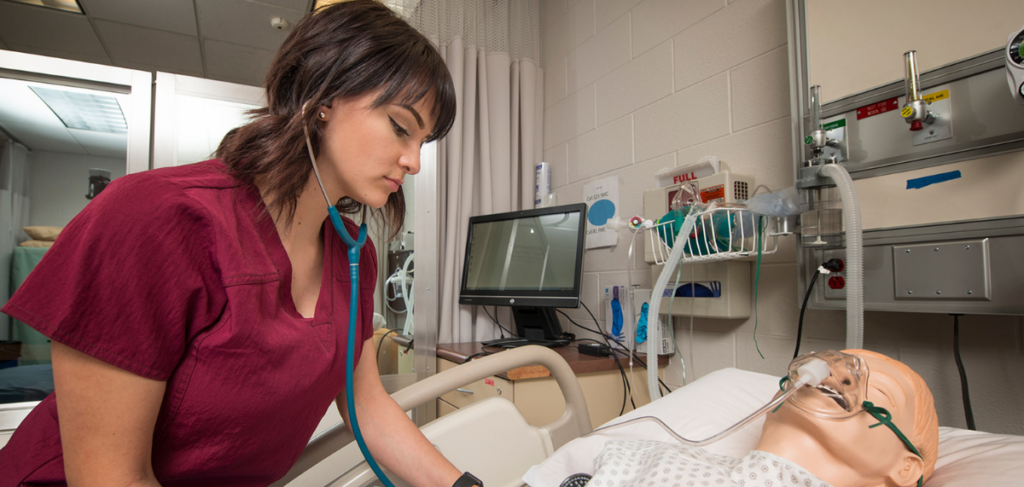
[589,358,831,446]
[647,209,701,403]
[818,164,863,350]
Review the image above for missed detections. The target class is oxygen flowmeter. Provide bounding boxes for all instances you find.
[1008,24,1024,104]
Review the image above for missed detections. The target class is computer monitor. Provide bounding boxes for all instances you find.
[459,203,587,343]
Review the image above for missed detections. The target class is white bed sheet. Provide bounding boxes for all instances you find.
[524,368,1024,487]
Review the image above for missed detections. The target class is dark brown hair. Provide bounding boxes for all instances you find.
[217,0,456,240]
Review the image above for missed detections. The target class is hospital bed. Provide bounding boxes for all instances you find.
[275,346,1024,487]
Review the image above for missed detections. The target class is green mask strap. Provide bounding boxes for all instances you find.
[862,401,924,487]
[772,376,790,413]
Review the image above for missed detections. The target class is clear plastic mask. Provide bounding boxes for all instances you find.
[787,350,869,419]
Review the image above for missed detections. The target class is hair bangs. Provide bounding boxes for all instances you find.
[370,48,456,143]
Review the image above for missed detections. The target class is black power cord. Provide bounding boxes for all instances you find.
[483,306,515,338]
[375,328,400,363]
[555,309,635,411]
[577,301,673,395]
[576,337,631,416]
[581,300,675,394]
[951,314,976,430]
[794,258,844,359]
[794,271,820,359]
[561,306,630,413]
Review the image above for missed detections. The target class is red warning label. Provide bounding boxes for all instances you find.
[856,97,899,120]
[700,184,725,203]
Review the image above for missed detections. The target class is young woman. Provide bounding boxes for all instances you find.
[0,2,468,486]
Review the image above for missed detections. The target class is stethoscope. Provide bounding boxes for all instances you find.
[303,106,396,487]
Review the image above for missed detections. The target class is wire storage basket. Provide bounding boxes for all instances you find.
[647,205,780,265]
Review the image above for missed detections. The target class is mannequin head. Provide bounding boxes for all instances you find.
[755,350,939,487]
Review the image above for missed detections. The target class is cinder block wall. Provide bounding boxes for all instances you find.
[540,0,1024,435]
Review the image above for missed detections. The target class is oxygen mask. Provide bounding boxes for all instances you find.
[787,350,868,419]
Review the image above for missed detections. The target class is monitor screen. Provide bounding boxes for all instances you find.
[459,203,587,309]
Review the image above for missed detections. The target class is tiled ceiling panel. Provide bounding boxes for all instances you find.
[68,128,127,158]
[95,20,203,74]
[196,0,303,51]
[0,0,333,87]
[0,2,107,58]
[6,121,87,154]
[255,0,311,11]
[204,39,274,87]
[0,78,64,127]
[79,0,199,36]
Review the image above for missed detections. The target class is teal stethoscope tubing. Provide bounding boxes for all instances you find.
[330,208,391,487]
[304,118,397,487]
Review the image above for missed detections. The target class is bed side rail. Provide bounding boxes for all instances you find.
[272,345,591,487]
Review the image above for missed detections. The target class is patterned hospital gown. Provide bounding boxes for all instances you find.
[586,440,832,487]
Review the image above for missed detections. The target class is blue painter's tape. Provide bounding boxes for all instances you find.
[906,170,962,190]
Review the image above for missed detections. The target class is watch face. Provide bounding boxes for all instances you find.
[1011,28,1024,66]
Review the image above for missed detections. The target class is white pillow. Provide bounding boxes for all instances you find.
[523,368,777,487]
[928,426,1024,486]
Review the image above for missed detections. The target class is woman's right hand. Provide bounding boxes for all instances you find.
[51,340,166,487]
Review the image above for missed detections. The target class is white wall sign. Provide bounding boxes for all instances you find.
[583,175,619,249]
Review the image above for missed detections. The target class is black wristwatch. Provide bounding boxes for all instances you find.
[452,471,483,487]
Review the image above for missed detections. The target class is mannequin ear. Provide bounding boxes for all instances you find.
[888,452,924,487]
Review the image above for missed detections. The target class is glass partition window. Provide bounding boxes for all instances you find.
[0,80,132,405]
[173,95,257,165]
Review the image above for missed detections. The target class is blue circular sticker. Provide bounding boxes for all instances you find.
[588,199,616,226]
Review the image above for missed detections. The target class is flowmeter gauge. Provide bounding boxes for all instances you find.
[1008,24,1024,104]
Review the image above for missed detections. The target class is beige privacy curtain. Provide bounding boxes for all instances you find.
[0,141,31,337]
[405,0,544,343]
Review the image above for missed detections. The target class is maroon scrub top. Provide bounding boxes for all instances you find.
[0,160,376,487]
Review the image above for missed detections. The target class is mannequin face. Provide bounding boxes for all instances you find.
[316,91,435,209]
[759,354,923,487]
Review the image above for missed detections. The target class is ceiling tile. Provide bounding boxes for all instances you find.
[0,78,70,127]
[79,0,198,36]
[4,121,87,154]
[196,0,303,51]
[94,20,203,74]
[68,128,127,158]
[204,39,274,87]
[113,59,203,78]
[0,2,107,58]
[256,0,311,11]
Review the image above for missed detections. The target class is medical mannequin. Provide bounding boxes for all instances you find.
[585,350,938,487]
[757,349,939,487]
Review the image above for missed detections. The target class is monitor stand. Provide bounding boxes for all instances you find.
[480,307,568,349]
[511,306,563,340]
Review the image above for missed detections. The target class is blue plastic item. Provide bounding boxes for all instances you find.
[656,208,734,255]
[635,302,650,344]
[610,287,623,338]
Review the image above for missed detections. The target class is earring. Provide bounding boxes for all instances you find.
[318,111,326,120]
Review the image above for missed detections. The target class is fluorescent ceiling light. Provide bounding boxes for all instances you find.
[3,0,83,14]
[30,86,127,134]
